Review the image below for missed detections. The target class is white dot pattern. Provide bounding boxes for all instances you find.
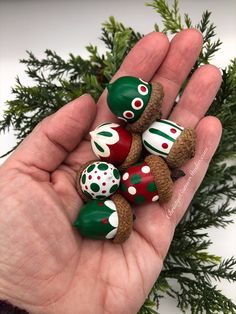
[131,97,144,110]
[128,186,136,195]
[123,110,134,119]
[138,84,148,95]
[141,166,150,173]
[122,172,129,181]
[152,195,159,202]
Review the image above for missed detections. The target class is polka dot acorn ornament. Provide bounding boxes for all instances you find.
[76,161,121,201]
[90,122,142,171]
[73,194,133,243]
[107,76,164,133]
[119,155,173,205]
[142,119,196,168]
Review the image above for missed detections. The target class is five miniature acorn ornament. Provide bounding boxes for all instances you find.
[73,194,133,243]
[76,161,121,201]
[142,119,196,168]
[107,76,164,133]
[120,155,173,205]
[90,122,142,171]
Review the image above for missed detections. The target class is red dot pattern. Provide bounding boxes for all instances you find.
[171,128,177,133]
[126,112,133,118]
[141,86,147,92]
[135,100,142,107]
[162,143,168,149]
[101,218,108,224]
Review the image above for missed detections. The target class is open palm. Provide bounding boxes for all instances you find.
[0,30,222,314]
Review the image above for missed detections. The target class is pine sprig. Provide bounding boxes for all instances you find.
[147,0,183,33]
[1,1,236,313]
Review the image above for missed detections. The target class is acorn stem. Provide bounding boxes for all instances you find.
[171,168,185,181]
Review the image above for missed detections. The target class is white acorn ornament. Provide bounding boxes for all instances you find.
[90,122,142,171]
[142,119,196,168]
[76,161,121,201]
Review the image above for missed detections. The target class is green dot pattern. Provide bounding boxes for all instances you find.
[87,164,96,173]
[113,169,120,180]
[96,195,105,199]
[131,174,142,184]
[135,195,145,204]
[98,163,109,171]
[83,190,92,199]
[81,173,86,184]
[90,183,100,192]
[147,182,157,193]
[110,184,118,194]
[121,183,127,192]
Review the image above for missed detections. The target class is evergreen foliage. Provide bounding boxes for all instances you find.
[1,1,236,313]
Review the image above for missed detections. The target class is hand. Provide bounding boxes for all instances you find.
[0,29,222,314]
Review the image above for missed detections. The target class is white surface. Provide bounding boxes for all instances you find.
[0,0,236,313]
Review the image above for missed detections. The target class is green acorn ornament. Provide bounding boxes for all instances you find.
[142,119,196,168]
[107,76,163,133]
[73,194,133,243]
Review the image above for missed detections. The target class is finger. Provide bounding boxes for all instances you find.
[91,32,169,128]
[134,116,222,259]
[163,116,222,225]
[169,64,222,127]
[50,165,82,222]
[152,29,203,117]
[5,94,97,172]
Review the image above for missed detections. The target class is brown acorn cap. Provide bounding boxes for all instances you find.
[129,82,164,133]
[76,160,97,202]
[166,128,196,169]
[145,155,173,203]
[112,194,133,244]
[118,132,142,172]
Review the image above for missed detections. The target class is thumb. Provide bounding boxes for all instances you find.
[5,94,97,172]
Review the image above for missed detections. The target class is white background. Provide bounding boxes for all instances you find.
[0,0,236,313]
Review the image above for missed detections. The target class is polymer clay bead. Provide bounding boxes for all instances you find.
[120,155,173,205]
[90,122,142,171]
[107,76,163,133]
[76,161,120,201]
[73,194,133,243]
[142,119,196,168]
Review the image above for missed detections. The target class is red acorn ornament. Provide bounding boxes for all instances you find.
[90,122,142,171]
[142,119,196,168]
[107,76,164,133]
[76,161,121,201]
[73,194,133,243]
[120,155,173,205]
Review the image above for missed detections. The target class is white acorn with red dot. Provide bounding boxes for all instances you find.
[142,119,196,168]
[76,161,121,201]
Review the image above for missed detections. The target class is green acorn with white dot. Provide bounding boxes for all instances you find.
[107,76,164,133]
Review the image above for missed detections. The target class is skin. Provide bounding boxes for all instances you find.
[0,29,222,314]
